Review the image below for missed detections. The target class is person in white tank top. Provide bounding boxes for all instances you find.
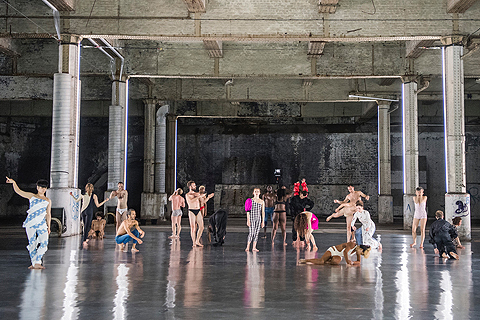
[410,187,428,248]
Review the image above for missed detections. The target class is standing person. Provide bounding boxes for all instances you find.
[452,217,465,249]
[429,210,459,260]
[70,183,109,247]
[198,185,214,217]
[293,178,308,196]
[262,186,275,238]
[293,211,318,251]
[350,201,382,250]
[168,188,185,239]
[272,186,292,246]
[290,190,314,247]
[109,182,129,232]
[185,181,214,248]
[410,187,428,248]
[115,209,145,252]
[6,177,51,269]
[326,184,370,242]
[245,188,265,252]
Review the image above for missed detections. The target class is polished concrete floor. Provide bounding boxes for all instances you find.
[0,223,479,320]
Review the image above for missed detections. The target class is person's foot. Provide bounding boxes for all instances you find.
[28,265,34,269]
[245,248,249,252]
[252,248,259,252]
[283,242,288,246]
[441,252,449,258]
[419,245,424,249]
[409,243,416,248]
[449,252,459,260]
[306,244,311,251]
[83,241,88,248]
[119,244,125,251]
[195,242,203,247]
[32,264,45,269]
[457,245,465,249]
[131,248,139,253]
[168,235,175,239]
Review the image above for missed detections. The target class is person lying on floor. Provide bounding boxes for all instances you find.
[298,242,371,266]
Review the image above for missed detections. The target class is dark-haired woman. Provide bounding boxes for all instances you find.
[70,183,109,248]
[294,211,318,251]
[6,177,51,269]
[351,200,382,250]
[271,187,292,246]
[298,242,371,266]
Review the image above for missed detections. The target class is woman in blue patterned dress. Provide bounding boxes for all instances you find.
[6,177,51,269]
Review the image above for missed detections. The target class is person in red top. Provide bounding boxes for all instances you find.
[293,178,308,196]
[169,188,186,239]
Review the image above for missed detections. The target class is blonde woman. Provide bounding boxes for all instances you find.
[70,183,108,247]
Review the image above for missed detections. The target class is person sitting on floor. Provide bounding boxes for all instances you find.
[88,211,106,240]
[298,242,371,266]
[115,209,145,252]
[451,217,465,249]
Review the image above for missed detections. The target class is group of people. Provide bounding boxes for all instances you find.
[6,174,466,269]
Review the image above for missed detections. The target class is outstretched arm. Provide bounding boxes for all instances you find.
[334,195,350,204]
[69,192,82,202]
[93,194,108,207]
[359,191,370,201]
[6,177,35,199]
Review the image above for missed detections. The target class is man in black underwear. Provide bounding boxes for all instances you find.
[186,180,214,247]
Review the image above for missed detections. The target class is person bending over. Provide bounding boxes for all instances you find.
[115,209,145,252]
[88,212,106,240]
[451,217,465,249]
[298,242,371,266]
[208,209,228,246]
[293,211,318,251]
[429,210,459,260]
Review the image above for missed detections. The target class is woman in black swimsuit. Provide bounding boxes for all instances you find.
[272,187,292,246]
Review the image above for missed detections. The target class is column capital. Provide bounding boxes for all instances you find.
[440,36,465,46]
[143,98,159,106]
[401,75,419,83]
[376,100,391,107]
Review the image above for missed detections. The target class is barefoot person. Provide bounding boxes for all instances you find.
[185,181,214,247]
[245,188,265,252]
[272,186,292,246]
[88,212,106,240]
[198,185,213,218]
[70,183,108,247]
[326,184,370,242]
[410,187,427,248]
[298,242,371,266]
[290,190,314,247]
[351,201,382,250]
[115,209,145,252]
[109,182,128,232]
[429,210,459,260]
[262,186,275,238]
[452,217,465,249]
[293,211,318,251]
[168,188,185,239]
[6,177,51,269]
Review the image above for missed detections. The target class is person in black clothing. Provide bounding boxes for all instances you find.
[208,209,228,246]
[429,210,459,260]
[290,191,315,247]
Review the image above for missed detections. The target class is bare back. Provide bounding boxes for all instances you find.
[171,195,185,211]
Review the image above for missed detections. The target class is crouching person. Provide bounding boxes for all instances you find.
[89,211,106,240]
[115,209,145,252]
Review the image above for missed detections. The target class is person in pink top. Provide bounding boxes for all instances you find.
[169,188,186,239]
[294,211,318,251]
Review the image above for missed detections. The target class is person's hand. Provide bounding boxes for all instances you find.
[69,192,74,196]
[48,227,51,235]
[334,200,339,204]
[335,208,339,212]
[351,226,356,231]
[434,248,439,255]
[261,222,264,228]
[137,239,143,245]
[6,176,14,184]
[247,220,250,227]
[140,231,145,238]
[208,193,214,198]
[366,227,369,231]
[366,196,370,201]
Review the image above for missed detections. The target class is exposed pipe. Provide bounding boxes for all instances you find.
[41,0,61,40]
[87,38,115,79]
[99,38,124,81]
[155,104,169,194]
[416,80,430,94]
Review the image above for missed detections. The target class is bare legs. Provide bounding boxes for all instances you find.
[271,212,279,243]
[410,218,427,248]
[299,252,340,265]
[169,216,182,239]
[189,211,204,247]
[346,215,354,242]
[271,212,287,246]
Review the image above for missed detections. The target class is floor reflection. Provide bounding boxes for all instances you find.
[113,263,129,320]
[395,238,411,319]
[61,250,79,320]
[243,252,265,308]
[20,271,46,320]
[184,247,204,308]
[165,239,181,309]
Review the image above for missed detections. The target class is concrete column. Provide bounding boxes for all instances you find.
[107,80,127,191]
[442,44,470,240]
[402,81,419,230]
[155,104,169,194]
[377,101,393,223]
[47,35,82,236]
[143,99,157,193]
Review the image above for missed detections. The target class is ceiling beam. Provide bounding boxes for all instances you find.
[308,41,326,57]
[183,0,206,13]
[405,40,436,59]
[318,0,340,13]
[203,40,223,58]
[447,0,479,13]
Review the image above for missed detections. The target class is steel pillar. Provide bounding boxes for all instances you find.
[442,44,470,240]
[143,99,157,193]
[402,81,419,229]
[378,101,393,223]
[48,35,82,236]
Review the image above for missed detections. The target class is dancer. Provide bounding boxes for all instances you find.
[293,211,318,251]
[290,190,314,247]
[109,182,129,232]
[452,217,465,249]
[262,186,275,238]
[326,184,370,242]
[185,180,214,247]
[168,188,185,239]
[298,242,371,266]
[245,188,265,252]
[208,209,228,246]
[115,209,145,252]
[198,185,213,217]
[70,183,108,247]
[6,177,51,269]
[429,210,459,259]
[272,186,292,246]
[293,178,308,196]
[351,201,382,250]
[410,186,428,248]
[88,212,106,240]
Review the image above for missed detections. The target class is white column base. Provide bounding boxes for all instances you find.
[46,188,81,237]
[403,194,415,230]
[378,195,393,224]
[445,193,471,241]
[141,193,167,221]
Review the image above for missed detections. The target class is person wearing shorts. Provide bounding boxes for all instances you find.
[169,188,185,239]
